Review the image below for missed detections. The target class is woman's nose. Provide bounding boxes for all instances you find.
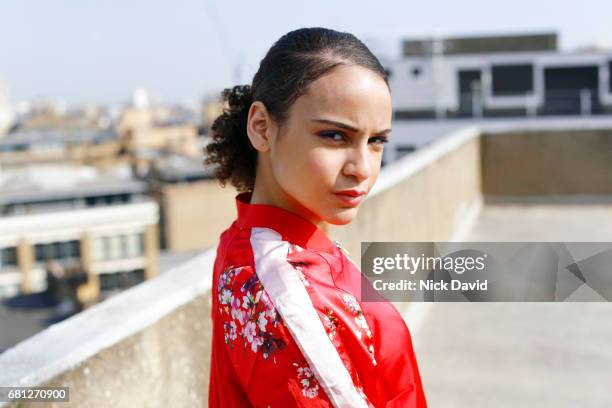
[343,146,373,182]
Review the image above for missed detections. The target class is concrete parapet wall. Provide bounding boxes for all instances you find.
[482,129,612,196]
[0,250,215,408]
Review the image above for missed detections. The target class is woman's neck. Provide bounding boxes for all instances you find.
[250,177,327,231]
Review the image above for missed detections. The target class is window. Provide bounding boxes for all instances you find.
[100,269,145,292]
[1,247,18,269]
[94,233,145,261]
[34,241,81,262]
[92,237,104,262]
[35,244,45,261]
[52,242,63,259]
[69,241,80,258]
[491,64,534,96]
[125,233,144,258]
[108,236,122,260]
[609,61,612,93]
[137,233,145,255]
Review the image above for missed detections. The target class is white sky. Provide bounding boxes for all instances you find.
[1,0,611,106]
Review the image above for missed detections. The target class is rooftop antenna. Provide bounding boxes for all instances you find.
[204,0,244,84]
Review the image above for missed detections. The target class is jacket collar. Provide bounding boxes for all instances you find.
[235,192,336,254]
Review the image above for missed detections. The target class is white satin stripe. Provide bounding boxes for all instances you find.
[250,227,368,408]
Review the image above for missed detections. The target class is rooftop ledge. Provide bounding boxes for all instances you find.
[0,249,215,390]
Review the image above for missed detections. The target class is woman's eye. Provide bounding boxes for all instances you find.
[369,136,389,145]
[319,131,345,141]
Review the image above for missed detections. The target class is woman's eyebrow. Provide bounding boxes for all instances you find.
[311,118,391,135]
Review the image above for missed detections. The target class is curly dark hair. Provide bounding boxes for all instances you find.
[204,27,389,192]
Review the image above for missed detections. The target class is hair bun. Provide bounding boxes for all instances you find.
[223,85,253,113]
[206,84,257,193]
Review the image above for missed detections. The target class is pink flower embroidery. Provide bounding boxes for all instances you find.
[293,361,320,398]
[339,293,377,366]
[320,307,342,342]
[217,265,286,359]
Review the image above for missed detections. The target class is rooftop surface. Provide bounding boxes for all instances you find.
[405,196,612,407]
[0,164,147,207]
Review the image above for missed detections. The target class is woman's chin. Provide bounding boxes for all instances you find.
[324,206,360,226]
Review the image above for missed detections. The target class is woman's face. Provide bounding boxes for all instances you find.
[252,64,392,227]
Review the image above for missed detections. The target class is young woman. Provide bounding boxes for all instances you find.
[206,27,427,408]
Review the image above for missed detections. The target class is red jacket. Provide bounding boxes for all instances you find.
[209,192,427,407]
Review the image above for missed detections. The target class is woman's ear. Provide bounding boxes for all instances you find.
[246,101,274,153]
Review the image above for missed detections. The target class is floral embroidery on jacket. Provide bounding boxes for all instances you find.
[292,361,320,398]
[340,293,377,366]
[295,266,310,287]
[287,244,311,287]
[288,259,311,287]
[320,306,342,342]
[217,265,286,360]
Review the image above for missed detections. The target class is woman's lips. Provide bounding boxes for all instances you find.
[333,192,365,207]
